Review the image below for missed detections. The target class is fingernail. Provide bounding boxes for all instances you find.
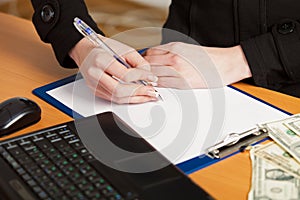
[147,75,158,82]
[148,82,158,87]
[147,91,159,98]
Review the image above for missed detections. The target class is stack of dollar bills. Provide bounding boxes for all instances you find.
[248,114,300,200]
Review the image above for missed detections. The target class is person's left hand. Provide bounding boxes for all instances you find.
[144,42,252,89]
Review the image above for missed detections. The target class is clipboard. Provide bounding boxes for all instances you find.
[33,74,291,174]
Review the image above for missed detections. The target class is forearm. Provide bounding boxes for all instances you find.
[202,45,252,85]
[241,19,300,97]
[30,0,103,68]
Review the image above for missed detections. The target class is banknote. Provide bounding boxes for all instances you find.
[262,118,300,163]
[284,118,300,136]
[248,149,300,200]
[253,142,300,179]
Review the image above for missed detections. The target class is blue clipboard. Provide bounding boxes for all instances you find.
[33,74,291,174]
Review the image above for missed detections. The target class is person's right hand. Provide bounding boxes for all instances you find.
[69,35,159,104]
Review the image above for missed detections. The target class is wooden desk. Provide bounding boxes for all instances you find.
[1,13,300,200]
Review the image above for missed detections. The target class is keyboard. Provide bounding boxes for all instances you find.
[0,124,123,200]
[0,112,214,200]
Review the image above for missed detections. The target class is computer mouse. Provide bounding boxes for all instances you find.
[0,97,41,137]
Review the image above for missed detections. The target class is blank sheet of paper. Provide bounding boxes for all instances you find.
[47,79,288,164]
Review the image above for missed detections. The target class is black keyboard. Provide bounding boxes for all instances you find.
[0,125,123,200]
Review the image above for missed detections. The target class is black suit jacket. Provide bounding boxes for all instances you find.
[31,0,300,97]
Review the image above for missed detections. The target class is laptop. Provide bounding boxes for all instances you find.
[0,112,213,200]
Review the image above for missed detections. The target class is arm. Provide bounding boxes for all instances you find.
[30,0,159,104]
[144,42,251,89]
[145,19,300,97]
[241,19,300,97]
[31,0,103,68]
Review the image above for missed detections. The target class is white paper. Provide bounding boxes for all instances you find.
[47,79,288,164]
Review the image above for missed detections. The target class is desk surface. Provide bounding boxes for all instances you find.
[1,12,300,200]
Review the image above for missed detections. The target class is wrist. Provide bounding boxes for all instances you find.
[232,45,252,80]
[69,35,106,66]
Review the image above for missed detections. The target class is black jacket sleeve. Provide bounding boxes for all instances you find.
[241,19,300,97]
[162,0,300,97]
[31,0,104,68]
[235,0,300,97]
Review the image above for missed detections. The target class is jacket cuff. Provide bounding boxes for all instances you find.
[271,19,300,81]
[241,18,300,97]
[32,0,104,68]
[240,33,284,90]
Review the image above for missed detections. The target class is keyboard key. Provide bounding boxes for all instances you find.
[7,146,26,158]
[56,178,71,189]
[59,130,73,137]
[93,178,107,188]
[61,146,76,157]
[56,158,70,168]
[11,161,21,169]
[22,173,31,181]
[17,156,32,165]
[17,167,26,175]
[86,192,102,199]
[86,171,100,182]
[53,140,68,149]
[79,164,93,175]
[66,136,80,144]
[65,185,79,196]
[38,191,49,199]
[28,167,44,177]
[83,154,96,162]
[23,145,39,155]
[33,186,42,193]
[70,141,84,149]
[48,134,61,142]
[77,178,89,190]
[70,172,82,182]
[48,189,64,199]
[27,179,37,187]
[35,139,52,151]
[71,192,86,200]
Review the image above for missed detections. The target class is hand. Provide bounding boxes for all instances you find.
[69,35,159,104]
[144,42,252,89]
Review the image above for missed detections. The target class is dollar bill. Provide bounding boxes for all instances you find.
[284,118,300,136]
[253,142,300,179]
[262,118,300,163]
[248,149,300,200]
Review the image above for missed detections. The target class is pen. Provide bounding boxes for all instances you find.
[73,17,163,101]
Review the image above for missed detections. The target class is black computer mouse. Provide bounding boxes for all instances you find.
[0,97,41,137]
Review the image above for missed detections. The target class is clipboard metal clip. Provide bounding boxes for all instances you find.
[206,127,268,159]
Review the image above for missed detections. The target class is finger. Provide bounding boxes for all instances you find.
[112,96,158,104]
[87,67,122,95]
[87,67,158,97]
[119,68,158,84]
[101,58,157,84]
[87,69,161,103]
[157,77,190,89]
[145,43,177,56]
[124,51,151,71]
[112,84,158,99]
[101,38,149,70]
[92,86,112,101]
[93,85,158,104]
[145,48,169,56]
[144,54,176,66]
[151,66,180,77]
